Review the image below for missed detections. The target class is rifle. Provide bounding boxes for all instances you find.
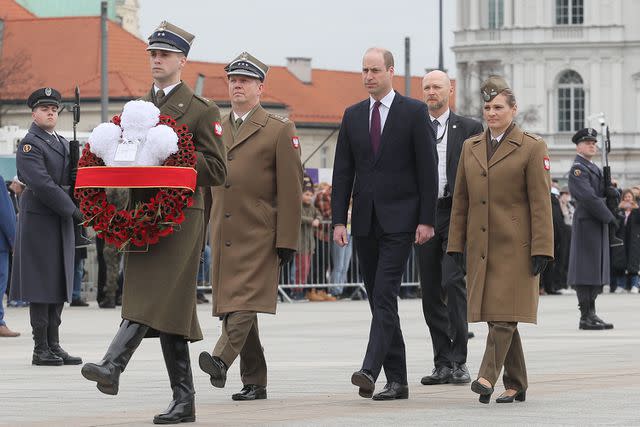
[69,86,92,248]
[598,115,623,247]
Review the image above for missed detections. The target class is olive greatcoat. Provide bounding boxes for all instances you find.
[10,123,76,303]
[447,125,553,324]
[120,82,227,341]
[211,105,302,315]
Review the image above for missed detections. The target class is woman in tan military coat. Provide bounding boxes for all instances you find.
[447,76,553,404]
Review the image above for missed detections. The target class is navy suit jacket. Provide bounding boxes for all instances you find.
[331,91,438,236]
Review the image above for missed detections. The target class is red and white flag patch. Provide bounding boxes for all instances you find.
[292,136,300,149]
[213,122,223,137]
[543,156,551,171]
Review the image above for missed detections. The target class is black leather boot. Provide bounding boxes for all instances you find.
[153,333,196,424]
[81,320,148,395]
[32,326,64,366]
[578,293,604,330]
[589,295,614,329]
[48,322,82,365]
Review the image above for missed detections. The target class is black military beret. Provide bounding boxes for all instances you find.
[27,87,62,109]
[572,128,598,144]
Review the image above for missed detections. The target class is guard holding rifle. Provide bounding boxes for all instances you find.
[567,127,618,331]
[10,87,84,365]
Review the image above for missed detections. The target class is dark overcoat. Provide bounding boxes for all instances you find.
[120,83,227,341]
[567,155,615,286]
[10,123,76,303]
[448,125,553,323]
[211,106,302,315]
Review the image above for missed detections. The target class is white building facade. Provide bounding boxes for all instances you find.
[453,0,640,185]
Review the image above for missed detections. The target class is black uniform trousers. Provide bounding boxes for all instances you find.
[417,200,468,368]
[354,210,413,385]
[29,303,63,331]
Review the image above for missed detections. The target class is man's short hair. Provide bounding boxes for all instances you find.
[366,47,394,70]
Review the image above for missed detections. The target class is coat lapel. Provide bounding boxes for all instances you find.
[488,125,522,169]
[446,113,460,174]
[470,130,488,172]
[30,123,65,158]
[229,106,269,152]
[355,100,373,161]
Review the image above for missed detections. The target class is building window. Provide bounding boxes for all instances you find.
[488,0,504,29]
[556,0,584,25]
[557,70,585,132]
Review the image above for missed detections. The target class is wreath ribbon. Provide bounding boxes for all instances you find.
[76,166,197,191]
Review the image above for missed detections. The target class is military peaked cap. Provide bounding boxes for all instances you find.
[27,87,62,109]
[225,52,269,82]
[572,128,598,144]
[147,21,194,56]
[480,75,510,102]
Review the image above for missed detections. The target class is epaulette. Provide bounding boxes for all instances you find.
[523,131,543,141]
[193,94,211,105]
[268,113,290,123]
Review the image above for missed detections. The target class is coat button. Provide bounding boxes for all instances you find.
[482,171,487,177]
[481,254,485,260]
[224,213,231,218]
[227,154,234,161]
[482,200,486,204]
[224,183,231,189]
[481,227,486,232]
[225,241,231,247]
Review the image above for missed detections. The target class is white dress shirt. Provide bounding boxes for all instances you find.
[154,82,180,96]
[430,109,451,198]
[232,110,251,123]
[369,89,395,132]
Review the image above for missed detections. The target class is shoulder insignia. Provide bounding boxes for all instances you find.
[573,169,582,177]
[193,94,211,105]
[524,131,543,141]
[269,113,290,123]
[543,156,550,171]
[213,122,223,137]
[292,136,300,149]
[22,144,32,153]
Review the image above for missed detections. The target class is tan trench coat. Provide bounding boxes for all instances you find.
[447,125,553,324]
[211,105,302,315]
[121,83,227,341]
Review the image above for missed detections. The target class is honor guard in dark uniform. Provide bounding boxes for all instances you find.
[10,87,83,366]
[81,21,227,424]
[567,128,616,330]
[199,52,303,401]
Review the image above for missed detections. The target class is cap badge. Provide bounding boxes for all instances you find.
[482,90,490,101]
[44,87,52,96]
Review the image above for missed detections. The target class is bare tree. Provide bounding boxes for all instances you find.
[0,25,35,127]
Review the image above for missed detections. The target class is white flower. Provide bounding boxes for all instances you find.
[88,123,121,166]
[120,100,160,142]
[138,124,179,166]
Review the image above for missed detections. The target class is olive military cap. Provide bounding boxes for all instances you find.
[572,128,598,144]
[27,87,62,109]
[480,75,510,102]
[225,52,269,82]
[147,21,194,56]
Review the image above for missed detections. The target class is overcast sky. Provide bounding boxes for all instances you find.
[138,0,457,77]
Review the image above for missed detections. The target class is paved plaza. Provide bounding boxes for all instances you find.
[2,292,639,426]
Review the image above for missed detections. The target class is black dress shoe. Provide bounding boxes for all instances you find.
[372,382,409,400]
[471,379,494,404]
[351,369,375,398]
[467,331,475,339]
[98,297,116,309]
[496,390,526,403]
[450,363,471,384]
[589,314,614,330]
[198,352,227,388]
[70,298,89,307]
[420,366,452,385]
[232,384,267,401]
[579,318,605,330]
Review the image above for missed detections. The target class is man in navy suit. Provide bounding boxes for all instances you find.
[332,47,438,400]
[417,70,483,387]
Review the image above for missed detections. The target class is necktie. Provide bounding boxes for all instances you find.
[491,138,500,151]
[156,89,165,105]
[370,101,382,155]
[432,119,441,142]
[235,117,243,129]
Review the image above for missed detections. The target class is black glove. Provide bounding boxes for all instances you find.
[606,186,620,211]
[277,248,295,266]
[531,255,550,276]
[72,208,85,224]
[449,252,465,274]
[611,217,621,231]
